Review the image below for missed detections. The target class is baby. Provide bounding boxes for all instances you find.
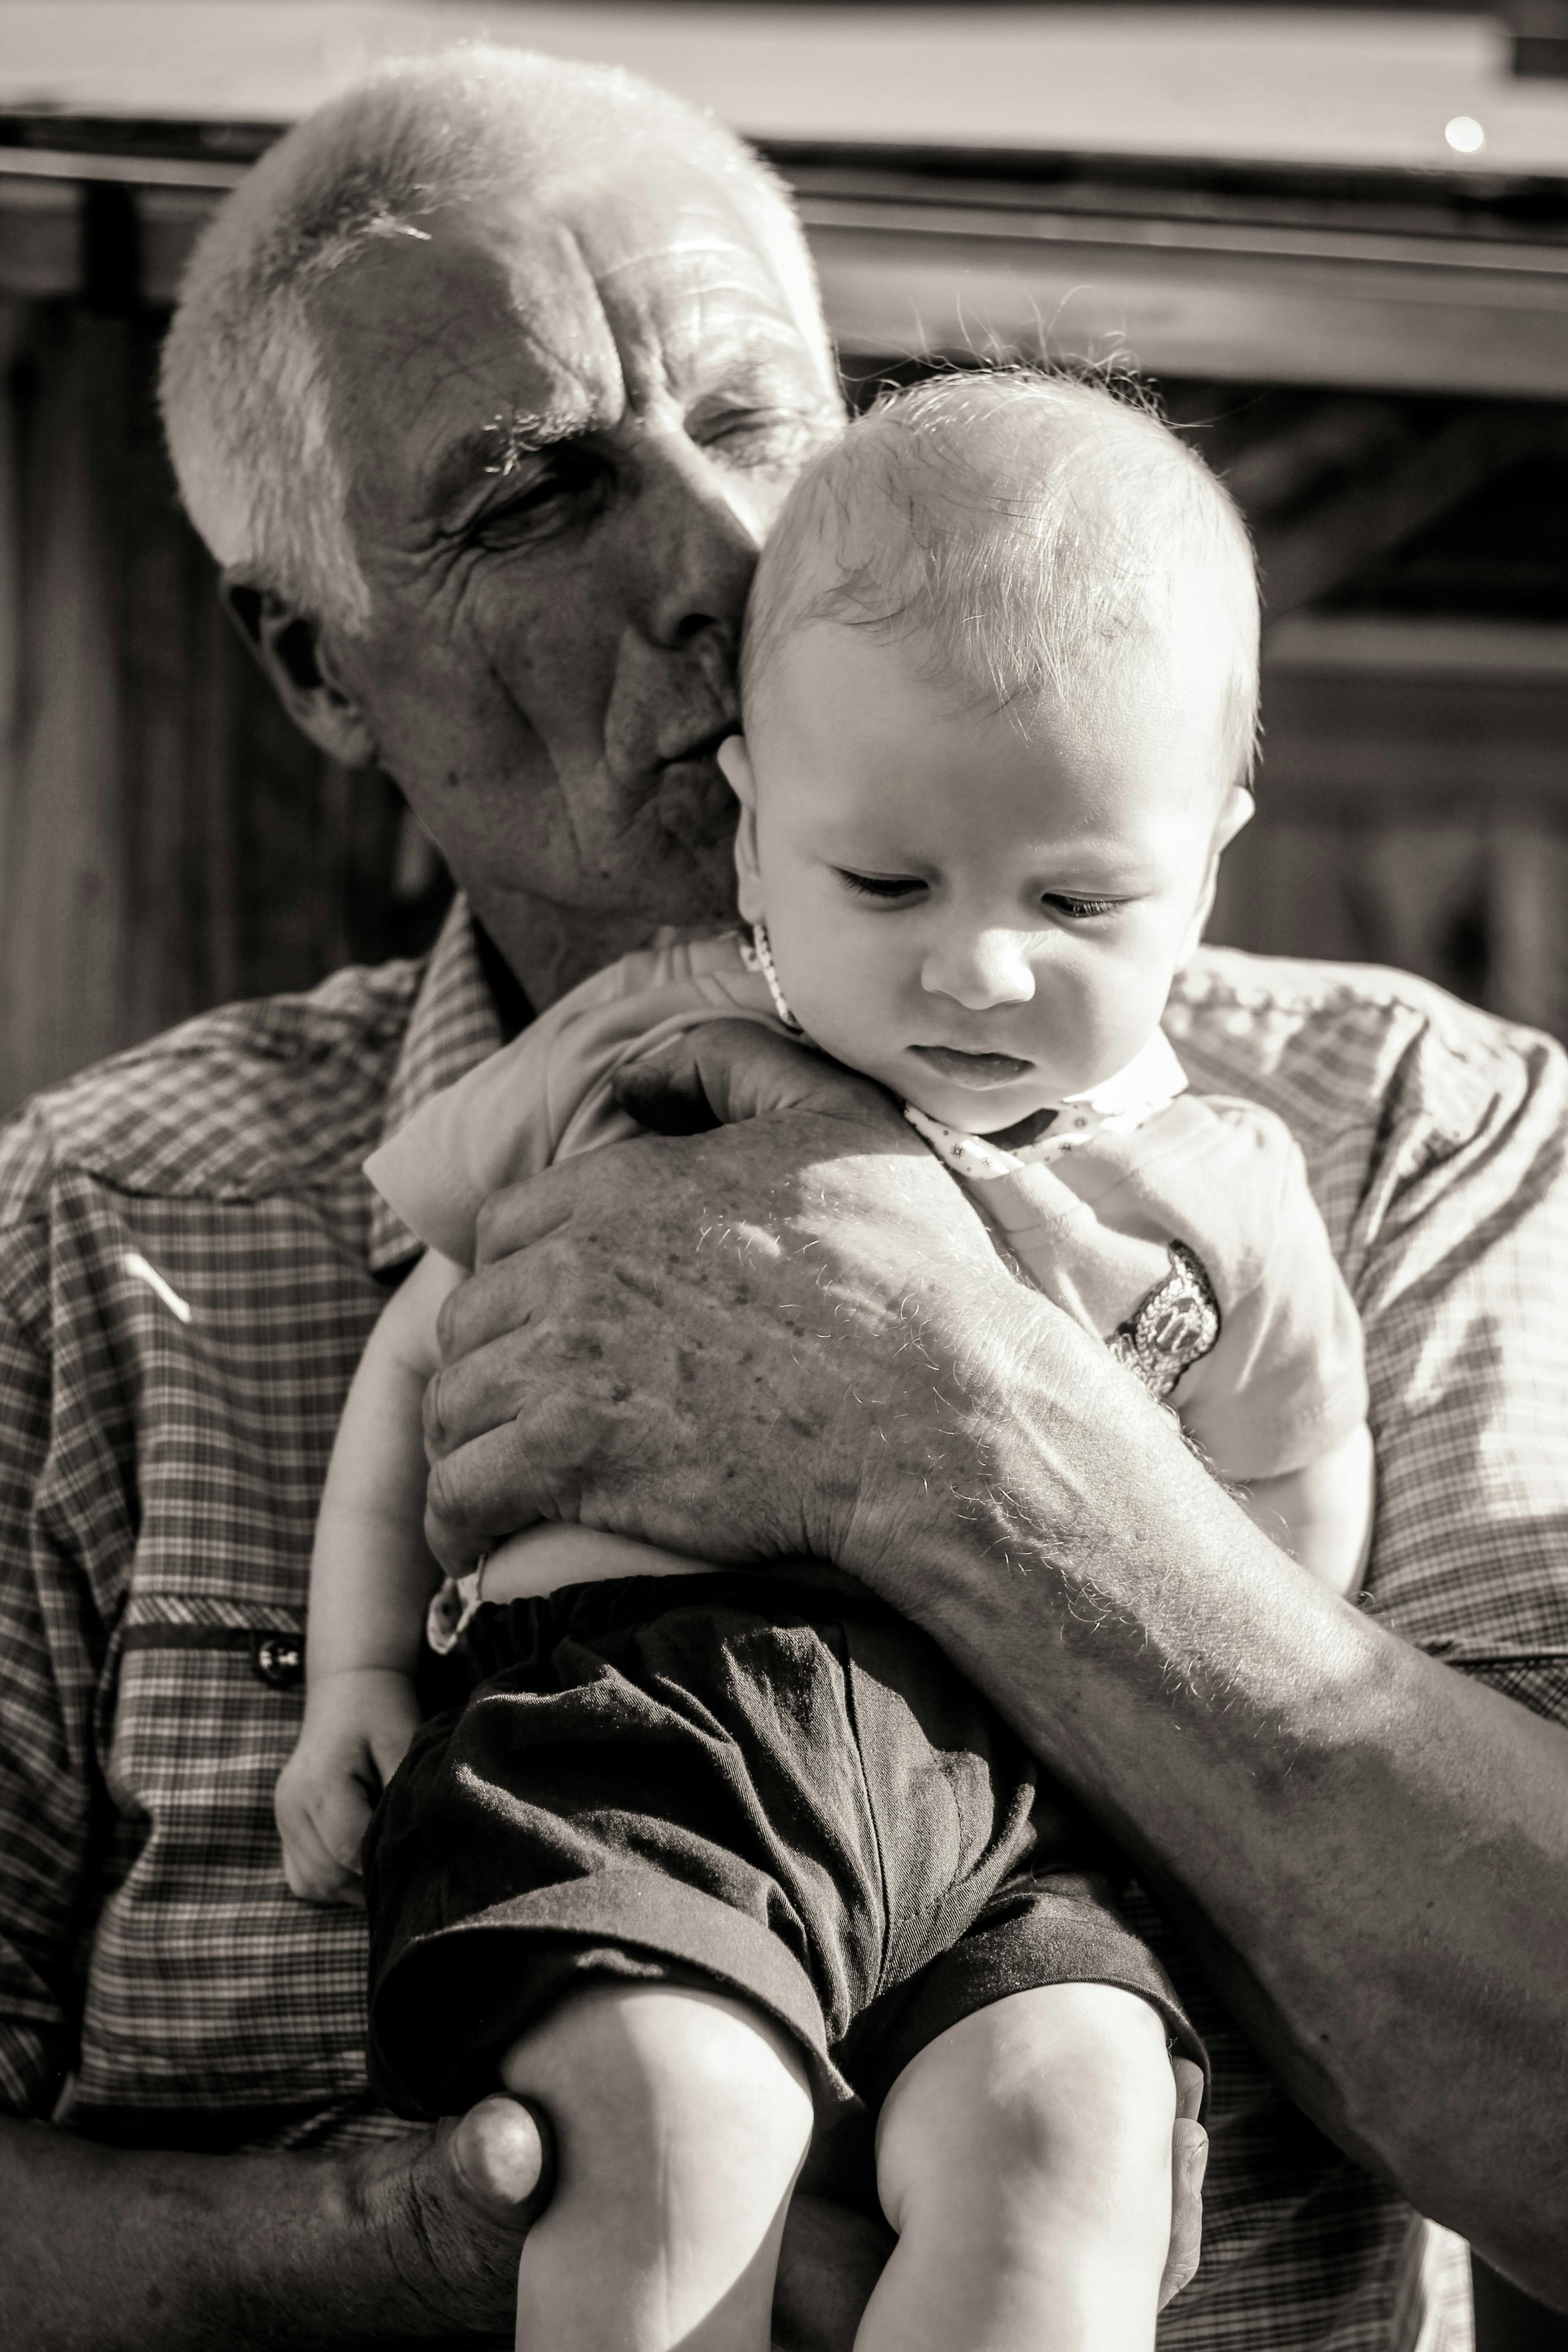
[278,370,1372,2352]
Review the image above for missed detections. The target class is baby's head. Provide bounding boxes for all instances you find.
[717,369,1258,1135]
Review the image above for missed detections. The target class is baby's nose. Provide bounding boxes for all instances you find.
[921,930,1037,1011]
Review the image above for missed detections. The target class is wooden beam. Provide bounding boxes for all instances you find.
[8,146,1568,398]
[1253,409,1564,617]
[1219,398,1407,520]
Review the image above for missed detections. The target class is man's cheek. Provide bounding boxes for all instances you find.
[480,595,621,770]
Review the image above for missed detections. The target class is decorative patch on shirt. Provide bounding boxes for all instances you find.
[1107,1241,1221,1401]
[426,1562,488,1656]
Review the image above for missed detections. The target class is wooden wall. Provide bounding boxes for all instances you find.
[0,292,447,1114]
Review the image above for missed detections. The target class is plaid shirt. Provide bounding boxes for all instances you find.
[4,901,1565,2347]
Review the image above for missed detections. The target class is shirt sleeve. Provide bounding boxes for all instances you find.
[1172,1116,1369,1482]
[366,944,788,1268]
[1350,1014,1568,1675]
[364,1015,574,1268]
[0,1264,98,2118]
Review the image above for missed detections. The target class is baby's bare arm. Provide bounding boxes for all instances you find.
[307,1251,462,1678]
[276,1251,463,1901]
[1239,1422,1376,1597]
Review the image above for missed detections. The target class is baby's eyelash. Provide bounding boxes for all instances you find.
[838,870,922,900]
[1047,895,1121,920]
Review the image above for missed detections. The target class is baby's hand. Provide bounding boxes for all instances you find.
[275,1668,423,1905]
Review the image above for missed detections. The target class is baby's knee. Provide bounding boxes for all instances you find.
[500,1980,814,2205]
[502,1983,814,2349]
[875,1985,1175,2236]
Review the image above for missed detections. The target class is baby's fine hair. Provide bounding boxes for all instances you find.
[742,368,1260,790]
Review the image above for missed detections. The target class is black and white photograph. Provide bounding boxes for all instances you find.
[1,4,1566,2347]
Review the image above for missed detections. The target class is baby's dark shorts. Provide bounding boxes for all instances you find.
[365,1562,1199,2134]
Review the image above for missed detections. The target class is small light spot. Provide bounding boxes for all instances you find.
[122,1252,192,1324]
[1445,116,1486,155]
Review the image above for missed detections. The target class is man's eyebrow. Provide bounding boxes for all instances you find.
[421,405,594,519]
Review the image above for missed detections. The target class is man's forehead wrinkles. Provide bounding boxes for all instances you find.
[593,229,770,281]
[602,280,817,415]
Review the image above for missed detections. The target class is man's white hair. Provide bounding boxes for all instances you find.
[160,45,828,632]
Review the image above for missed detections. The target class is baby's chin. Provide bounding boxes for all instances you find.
[897,1078,1069,1140]
[804,1026,1082,1135]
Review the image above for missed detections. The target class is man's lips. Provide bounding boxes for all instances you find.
[654,720,737,774]
[910,1044,1037,1088]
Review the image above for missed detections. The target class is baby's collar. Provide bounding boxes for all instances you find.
[904,1030,1188,1178]
[738,922,1186,1178]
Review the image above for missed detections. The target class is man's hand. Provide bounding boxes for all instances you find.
[1161,2057,1208,2309]
[355,2094,556,2338]
[422,1021,1094,1593]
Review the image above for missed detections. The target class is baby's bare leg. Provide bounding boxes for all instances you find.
[856,1984,1176,2352]
[499,1982,814,2352]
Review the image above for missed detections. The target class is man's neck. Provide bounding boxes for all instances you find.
[464,885,681,1015]
[470,919,534,1045]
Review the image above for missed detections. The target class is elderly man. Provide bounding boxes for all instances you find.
[1,41,1564,2351]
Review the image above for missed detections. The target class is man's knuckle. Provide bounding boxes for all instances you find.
[426,1451,462,1525]
[433,1284,463,1362]
[472,1193,502,1261]
[423,1368,450,1451]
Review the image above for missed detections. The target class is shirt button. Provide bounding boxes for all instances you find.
[250,1631,304,1689]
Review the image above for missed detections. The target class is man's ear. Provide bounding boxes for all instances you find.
[222,576,378,768]
[717,734,767,924]
[1178,785,1255,968]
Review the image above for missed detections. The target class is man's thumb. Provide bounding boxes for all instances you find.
[613,1019,881,1134]
[446,2093,554,2224]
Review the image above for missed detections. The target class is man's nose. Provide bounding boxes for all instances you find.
[636,439,763,654]
[921,928,1038,1011]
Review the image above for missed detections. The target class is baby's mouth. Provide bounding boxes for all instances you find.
[910,1045,1036,1088]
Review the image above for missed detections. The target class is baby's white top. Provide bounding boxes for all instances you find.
[367,928,1366,1483]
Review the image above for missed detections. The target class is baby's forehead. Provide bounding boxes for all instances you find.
[770,608,1228,738]
[767,623,1230,831]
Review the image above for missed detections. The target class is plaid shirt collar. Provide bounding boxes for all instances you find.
[367,897,503,1274]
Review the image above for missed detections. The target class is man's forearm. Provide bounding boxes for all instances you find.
[910,1325,1568,2303]
[0,2116,433,2349]
[0,2106,539,2348]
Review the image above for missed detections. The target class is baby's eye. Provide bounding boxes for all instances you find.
[837,870,925,901]
[1044,894,1122,921]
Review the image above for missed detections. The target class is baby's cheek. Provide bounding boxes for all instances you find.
[777,924,887,1039]
[1051,947,1162,1077]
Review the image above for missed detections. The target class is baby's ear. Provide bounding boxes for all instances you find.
[716,733,755,807]
[719,737,767,924]
[1215,784,1255,853]
[1179,787,1255,969]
